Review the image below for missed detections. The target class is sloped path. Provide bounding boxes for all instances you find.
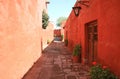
[22,41,90,79]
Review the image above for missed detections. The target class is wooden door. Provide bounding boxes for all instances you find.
[86,20,98,65]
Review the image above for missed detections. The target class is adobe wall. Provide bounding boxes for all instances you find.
[0,0,42,79]
[66,0,99,51]
[42,22,54,49]
[65,0,120,76]
[98,0,120,76]
[61,21,66,40]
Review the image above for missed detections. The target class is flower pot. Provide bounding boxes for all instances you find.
[72,56,79,63]
[47,40,50,44]
[64,39,68,46]
[47,42,49,44]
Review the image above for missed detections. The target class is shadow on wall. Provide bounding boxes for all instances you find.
[22,40,65,79]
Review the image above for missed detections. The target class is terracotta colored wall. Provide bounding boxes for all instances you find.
[0,0,43,79]
[65,0,99,51]
[42,22,54,48]
[65,0,120,76]
[42,0,49,13]
[98,0,120,76]
[54,29,61,37]
[61,21,66,40]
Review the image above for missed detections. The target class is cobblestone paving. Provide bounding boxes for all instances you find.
[22,41,90,79]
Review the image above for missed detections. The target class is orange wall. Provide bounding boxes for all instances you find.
[98,0,120,76]
[65,0,120,76]
[0,0,43,79]
[61,21,66,39]
[42,22,54,48]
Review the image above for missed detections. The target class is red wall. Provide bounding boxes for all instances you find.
[0,0,43,79]
[54,29,61,37]
[65,0,120,76]
[98,0,120,76]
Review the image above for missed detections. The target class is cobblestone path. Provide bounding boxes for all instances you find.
[22,41,90,79]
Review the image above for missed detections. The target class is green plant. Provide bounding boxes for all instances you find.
[64,39,68,46]
[61,35,64,41]
[72,44,82,63]
[47,39,50,44]
[42,10,49,29]
[73,44,81,56]
[90,62,118,79]
[56,17,67,26]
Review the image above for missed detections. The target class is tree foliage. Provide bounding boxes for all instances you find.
[42,11,49,29]
[56,17,67,27]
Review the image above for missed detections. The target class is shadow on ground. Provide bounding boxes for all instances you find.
[22,41,90,79]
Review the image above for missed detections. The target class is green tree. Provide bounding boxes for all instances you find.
[42,11,49,29]
[56,17,67,27]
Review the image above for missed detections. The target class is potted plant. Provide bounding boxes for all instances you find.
[72,44,81,63]
[47,39,50,44]
[61,35,64,41]
[90,62,118,79]
[64,39,68,46]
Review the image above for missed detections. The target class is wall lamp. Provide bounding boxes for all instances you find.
[72,0,89,16]
[72,6,81,17]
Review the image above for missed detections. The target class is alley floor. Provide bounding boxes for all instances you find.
[22,41,90,79]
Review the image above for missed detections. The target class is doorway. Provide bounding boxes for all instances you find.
[85,20,98,65]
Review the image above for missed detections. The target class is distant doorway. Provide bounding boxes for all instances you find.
[85,20,98,65]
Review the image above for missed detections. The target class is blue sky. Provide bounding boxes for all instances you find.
[48,0,76,25]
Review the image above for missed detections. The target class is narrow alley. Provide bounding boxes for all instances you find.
[0,0,120,78]
[22,41,90,79]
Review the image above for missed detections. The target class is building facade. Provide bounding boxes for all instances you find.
[42,22,54,48]
[64,0,120,77]
[0,0,50,79]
